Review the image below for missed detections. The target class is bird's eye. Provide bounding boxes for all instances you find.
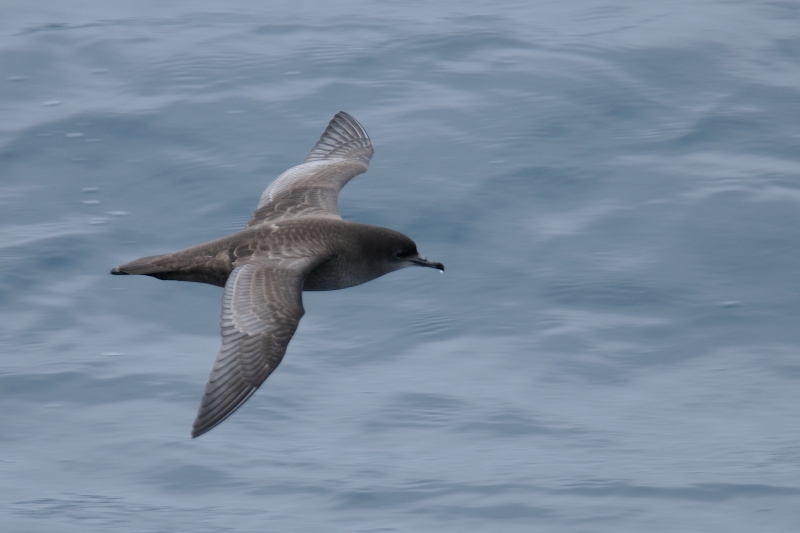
[394,251,406,258]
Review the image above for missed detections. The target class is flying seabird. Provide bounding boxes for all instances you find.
[111,112,444,438]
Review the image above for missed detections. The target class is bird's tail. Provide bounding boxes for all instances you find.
[110,254,172,276]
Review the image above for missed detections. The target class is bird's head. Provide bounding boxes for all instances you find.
[367,227,444,273]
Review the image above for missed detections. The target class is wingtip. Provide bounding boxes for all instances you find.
[191,417,211,438]
[334,110,356,122]
[304,111,373,165]
[332,111,366,135]
[190,424,206,439]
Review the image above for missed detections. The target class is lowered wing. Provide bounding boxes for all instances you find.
[191,260,310,437]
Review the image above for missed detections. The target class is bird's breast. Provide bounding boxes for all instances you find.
[303,254,359,291]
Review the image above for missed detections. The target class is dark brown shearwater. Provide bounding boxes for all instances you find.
[111,112,444,438]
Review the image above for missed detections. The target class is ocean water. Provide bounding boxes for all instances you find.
[2,1,800,531]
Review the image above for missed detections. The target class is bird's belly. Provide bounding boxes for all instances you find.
[303,255,373,291]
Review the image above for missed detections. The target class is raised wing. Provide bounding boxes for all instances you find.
[191,261,308,438]
[247,111,374,226]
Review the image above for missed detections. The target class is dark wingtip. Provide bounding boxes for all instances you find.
[191,423,210,439]
[191,418,208,438]
[110,267,127,275]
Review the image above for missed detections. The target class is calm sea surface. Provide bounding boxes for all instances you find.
[2,1,800,531]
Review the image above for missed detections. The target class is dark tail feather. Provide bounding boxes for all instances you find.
[110,254,172,276]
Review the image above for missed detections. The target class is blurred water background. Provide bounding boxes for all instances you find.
[2,1,800,531]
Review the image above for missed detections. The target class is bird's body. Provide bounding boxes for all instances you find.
[114,218,423,290]
[111,112,443,437]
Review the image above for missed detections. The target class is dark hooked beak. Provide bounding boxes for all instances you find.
[410,254,444,271]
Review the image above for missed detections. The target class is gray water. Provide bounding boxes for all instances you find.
[2,1,800,531]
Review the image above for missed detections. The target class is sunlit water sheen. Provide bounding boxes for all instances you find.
[2,1,800,531]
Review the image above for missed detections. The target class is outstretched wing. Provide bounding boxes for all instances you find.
[191,261,308,438]
[247,111,374,226]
